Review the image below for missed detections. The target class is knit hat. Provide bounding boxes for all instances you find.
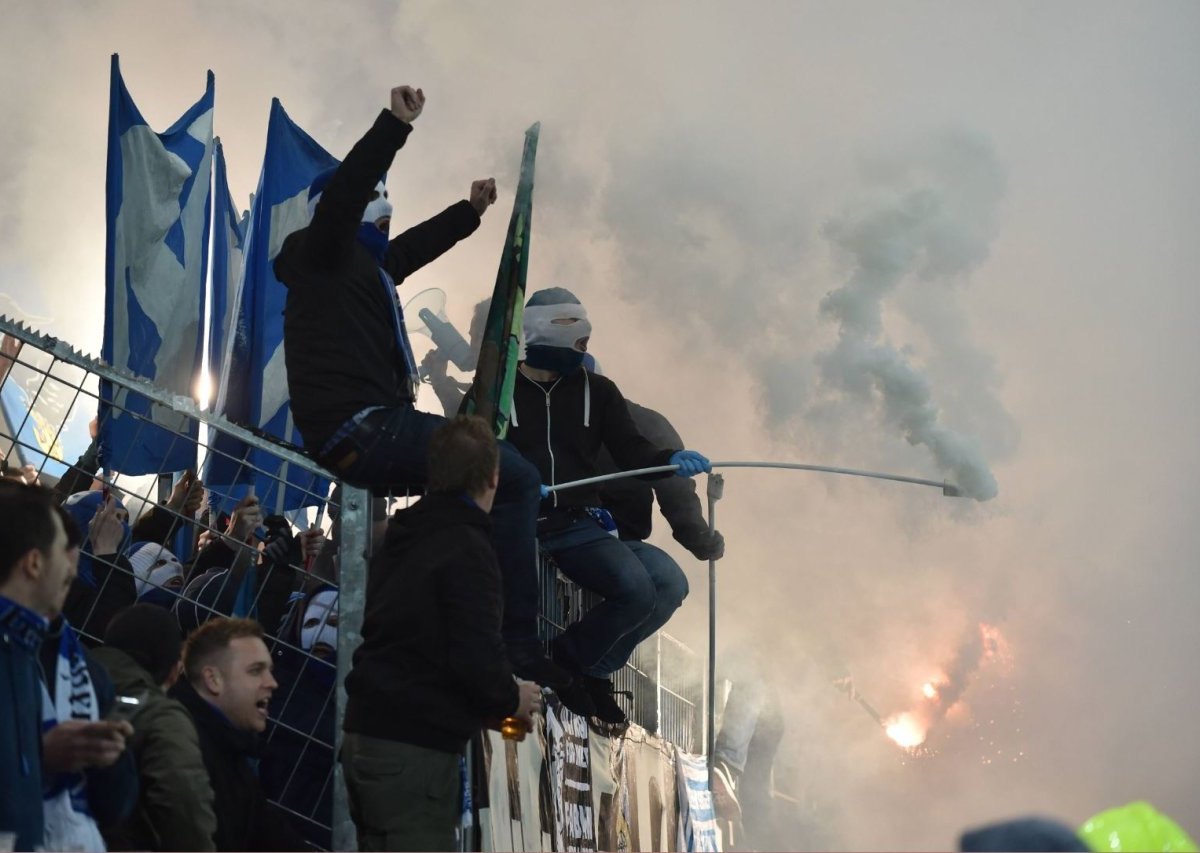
[104,603,184,686]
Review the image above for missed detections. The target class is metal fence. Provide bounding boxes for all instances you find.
[537,552,703,751]
[1,313,702,852]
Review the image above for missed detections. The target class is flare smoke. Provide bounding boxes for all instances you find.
[817,131,1005,501]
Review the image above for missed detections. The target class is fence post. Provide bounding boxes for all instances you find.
[705,473,724,787]
[332,485,372,852]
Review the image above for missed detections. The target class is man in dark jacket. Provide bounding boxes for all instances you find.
[174,616,306,851]
[343,416,541,852]
[0,483,76,851]
[274,84,557,688]
[94,604,216,851]
[598,397,725,564]
[507,288,712,725]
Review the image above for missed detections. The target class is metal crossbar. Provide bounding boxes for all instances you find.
[1,313,702,852]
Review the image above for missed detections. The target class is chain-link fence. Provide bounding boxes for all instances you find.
[2,312,701,852]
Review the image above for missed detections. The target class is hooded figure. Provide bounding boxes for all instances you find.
[126,543,185,610]
[260,584,338,850]
[60,490,136,642]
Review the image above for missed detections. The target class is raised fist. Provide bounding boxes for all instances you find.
[390,86,425,123]
[469,178,498,216]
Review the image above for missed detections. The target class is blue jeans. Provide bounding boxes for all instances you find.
[541,517,689,677]
[320,405,543,649]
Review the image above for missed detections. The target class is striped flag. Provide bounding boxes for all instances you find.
[100,54,213,475]
[206,99,335,512]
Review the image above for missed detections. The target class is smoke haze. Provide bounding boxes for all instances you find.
[3,2,1199,848]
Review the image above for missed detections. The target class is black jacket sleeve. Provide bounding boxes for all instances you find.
[630,405,713,556]
[600,382,679,478]
[382,200,481,283]
[304,109,413,271]
[131,504,187,548]
[437,540,520,719]
[53,439,100,500]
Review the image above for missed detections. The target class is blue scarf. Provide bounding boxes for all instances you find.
[0,595,47,652]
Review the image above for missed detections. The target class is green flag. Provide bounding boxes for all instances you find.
[463,122,540,438]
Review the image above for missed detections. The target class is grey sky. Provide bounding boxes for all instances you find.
[2,1,1198,848]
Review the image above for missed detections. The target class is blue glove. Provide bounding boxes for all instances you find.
[539,484,551,499]
[670,450,712,478]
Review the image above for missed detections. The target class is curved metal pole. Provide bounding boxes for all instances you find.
[705,473,724,789]
[544,460,961,497]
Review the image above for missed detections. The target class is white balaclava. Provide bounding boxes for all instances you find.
[126,543,184,599]
[300,589,339,654]
[307,170,393,233]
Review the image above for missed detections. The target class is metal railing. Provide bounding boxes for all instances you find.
[1,313,702,851]
[536,550,702,751]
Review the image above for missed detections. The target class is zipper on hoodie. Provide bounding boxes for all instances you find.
[520,371,562,508]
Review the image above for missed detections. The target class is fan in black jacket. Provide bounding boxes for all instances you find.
[273,84,561,690]
[342,416,540,852]
[506,287,712,725]
[174,617,308,852]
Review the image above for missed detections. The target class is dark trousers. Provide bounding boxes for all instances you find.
[542,517,689,676]
[341,732,462,852]
[320,405,543,649]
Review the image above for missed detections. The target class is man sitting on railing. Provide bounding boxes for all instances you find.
[274,84,564,692]
[507,287,712,725]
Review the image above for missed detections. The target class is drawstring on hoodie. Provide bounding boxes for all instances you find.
[583,369,591,428]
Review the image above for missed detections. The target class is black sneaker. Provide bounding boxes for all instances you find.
[583,676,628,725]
[554,678,599,719]
[510,650,573,692]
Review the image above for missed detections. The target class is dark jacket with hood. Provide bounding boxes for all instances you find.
[90,646,217,852]
[274,108,481,451]
[343,492,519,753]
[507,368,678,516]
[599,401,721,559]
[260,585,336,851]
[172,678,307,852]
[0,596,47,852]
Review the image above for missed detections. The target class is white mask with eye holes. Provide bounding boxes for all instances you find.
[362,180,392,233]
[300,590,339,657]
[127,543,184,598]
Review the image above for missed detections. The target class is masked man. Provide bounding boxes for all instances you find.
[274,85,561,689]
[506,288,712,724]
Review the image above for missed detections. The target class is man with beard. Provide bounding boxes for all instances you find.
[275,84,559,690]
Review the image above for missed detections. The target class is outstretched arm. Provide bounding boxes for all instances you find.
[302,86,423,269]
[382,177,495,283]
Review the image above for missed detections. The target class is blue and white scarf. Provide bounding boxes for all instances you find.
[41,619,105,853]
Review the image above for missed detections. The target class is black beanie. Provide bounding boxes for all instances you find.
[104,603,184,685]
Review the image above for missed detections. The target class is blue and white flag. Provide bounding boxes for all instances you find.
[675,748,721,852]
[206,98,335,512]
[100,54,213,476]
[208,138,247,402]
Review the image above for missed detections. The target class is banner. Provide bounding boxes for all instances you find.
[462,122,539,438]
[101,54,213,475]
[206,98,336,512]
[546,694,597,852]
[675,749,720,852]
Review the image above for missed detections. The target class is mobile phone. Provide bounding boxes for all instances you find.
[107,693,144,723]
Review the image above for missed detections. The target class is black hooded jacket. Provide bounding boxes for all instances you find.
[173,679,307,851]
[343,492,519,753]
[274,109,481,450]
[598,401,716,557]
[507,368,678,514]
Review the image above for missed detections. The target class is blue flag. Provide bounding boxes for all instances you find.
[101,54,213,475]
[206,99,336,513]
[208,138,248,403]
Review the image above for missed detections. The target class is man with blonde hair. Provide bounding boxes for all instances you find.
[174,617,305,851]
